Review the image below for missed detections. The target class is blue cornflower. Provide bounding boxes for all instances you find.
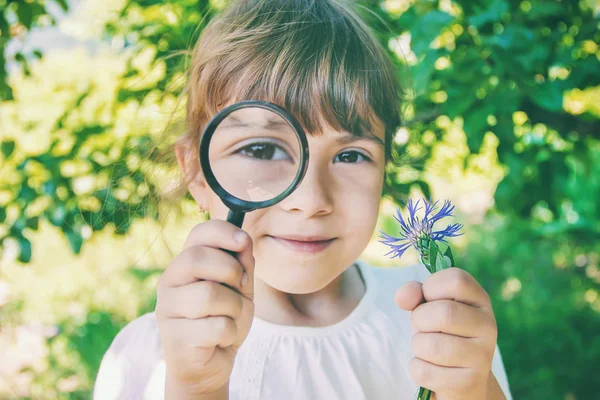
[379,198,463,259]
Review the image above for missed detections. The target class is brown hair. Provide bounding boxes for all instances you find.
[161,0,402,204]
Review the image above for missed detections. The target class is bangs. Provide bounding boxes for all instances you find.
[187,1,401,154]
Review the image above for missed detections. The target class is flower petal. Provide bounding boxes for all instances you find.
[422,198,439,223]
[378,229,409,245]
[383,242,413,259]
[431,223,464,240]
[393,209,412,236]
[429,199,455,225]
[406,198,422,228]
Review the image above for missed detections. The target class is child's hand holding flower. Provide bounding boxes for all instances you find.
[380,199,506,400]
[395,267,498,400]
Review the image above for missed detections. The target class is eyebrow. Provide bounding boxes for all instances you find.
[335,133,385,147]
[223,116,289,129]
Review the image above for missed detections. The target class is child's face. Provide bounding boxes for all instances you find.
[185,111,386,294]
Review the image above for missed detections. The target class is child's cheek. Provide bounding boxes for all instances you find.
[208,195,233,221]
[338,169,383,239]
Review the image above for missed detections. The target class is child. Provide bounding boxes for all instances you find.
[94,1,513,399]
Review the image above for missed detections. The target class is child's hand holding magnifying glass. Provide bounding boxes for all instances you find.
[155,220,255,398]
[155,101,309,398]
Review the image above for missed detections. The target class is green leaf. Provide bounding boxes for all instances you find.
[530,82,563,112]
[481,26,534,50]
[443,245,456,268]
[411,50,439,95]
[55,0,70,11]
[13,216,27,232]
[445,88,477,119]
[464,103,494,154]
[410,11,454,57]
[435,251,446,272]
[0,207,6,223]
[468,0,509,28]
[490,86,522,114]
[18,236,32,263]
[528,2,564,19]
[428,240,439,273]
[17,183,37,203]
[442,255,452,269]
[16,3,34,29]
[26,217,39,231]
[435,250,452,271]
[415,180,432,200]
[1,140,15,158]
[65,228,83,254]
[74,124,107,137]
[47,204,67,227]
[42,180,57,196]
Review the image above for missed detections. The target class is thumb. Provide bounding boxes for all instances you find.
[394,281,425,311]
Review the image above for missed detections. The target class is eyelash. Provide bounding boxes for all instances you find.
[334,150,373,164]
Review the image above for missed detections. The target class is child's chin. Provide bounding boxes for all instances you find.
[256,259,344,294]
[260,274,334,295]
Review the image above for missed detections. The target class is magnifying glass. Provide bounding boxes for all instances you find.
[199,100,309,229]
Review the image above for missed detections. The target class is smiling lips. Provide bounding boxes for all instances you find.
[269,234,336,253]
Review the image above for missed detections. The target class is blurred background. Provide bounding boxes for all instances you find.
[0,0,599,398]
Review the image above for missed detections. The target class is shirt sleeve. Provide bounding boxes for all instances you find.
[491,343,513,400]
[93,341,139,400]
[93,313,164,400]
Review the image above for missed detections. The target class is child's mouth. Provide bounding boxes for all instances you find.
[268,235,336,253]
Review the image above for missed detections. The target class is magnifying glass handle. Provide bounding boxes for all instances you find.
[225,209,246,257]
[227,209,246,229]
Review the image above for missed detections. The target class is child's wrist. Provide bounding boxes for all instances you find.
[486,371,507,400]
[165,376,229,400]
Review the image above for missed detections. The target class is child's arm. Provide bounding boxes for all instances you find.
[486,372,508,400]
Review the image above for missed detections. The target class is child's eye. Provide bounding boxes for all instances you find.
[236,142,291,161]
[334,150,371,164]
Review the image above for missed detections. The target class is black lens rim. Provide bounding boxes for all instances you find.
[199,100,310,213]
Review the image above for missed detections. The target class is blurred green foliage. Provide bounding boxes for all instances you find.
[0,0,69,100]
[0,0,599,399]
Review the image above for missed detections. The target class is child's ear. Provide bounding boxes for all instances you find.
[174,135,208,208]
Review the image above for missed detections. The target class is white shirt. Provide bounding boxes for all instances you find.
[93,261,513,399]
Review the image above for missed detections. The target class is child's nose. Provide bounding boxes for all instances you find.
[278,159,334,218]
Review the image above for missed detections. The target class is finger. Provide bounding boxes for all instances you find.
[411,332,482,368]
[408,357,482,396]
[183,219,250,253]
[412,299,497,338]
[234,231,255,302]
[182,220,255,301]
[422,268,492,309]
[157,280,244,320]
[160,245,245,291]
[394,281,425,311]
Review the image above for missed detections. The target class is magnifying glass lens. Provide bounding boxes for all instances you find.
[208,107,302,203]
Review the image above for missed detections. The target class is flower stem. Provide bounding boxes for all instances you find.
[416,236,437,400]
[417,386,433,400]
[417,235,433,273]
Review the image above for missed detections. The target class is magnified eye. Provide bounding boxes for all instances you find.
[237,142,291,161]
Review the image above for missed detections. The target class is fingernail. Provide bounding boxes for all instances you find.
[234,230,246,244]
[241,272,249,287]
[405,281,421,289]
